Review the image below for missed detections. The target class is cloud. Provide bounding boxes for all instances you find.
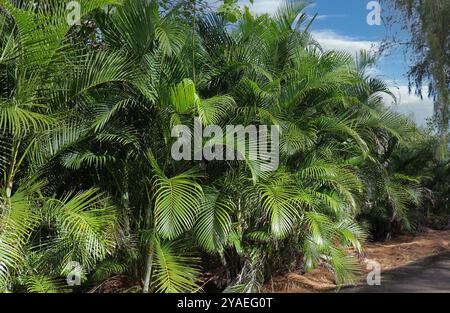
[383,86,435,127]
[238,0,283,15]
[311,30,379,55]
[237,0,318,16]
[314,14,348,21]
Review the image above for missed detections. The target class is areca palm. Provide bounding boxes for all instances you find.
[0,0,441,294]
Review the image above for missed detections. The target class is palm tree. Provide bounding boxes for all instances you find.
[0,0,441,293]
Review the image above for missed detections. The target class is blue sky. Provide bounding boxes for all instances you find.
[234,0,435,126]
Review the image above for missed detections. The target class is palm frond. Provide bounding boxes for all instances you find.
[194,189,234,252]
[153,168,203,240]
[153,238,201,293]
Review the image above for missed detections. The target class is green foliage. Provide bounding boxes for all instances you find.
[152,238,201,293]
[194,189,234,252]
[0,0,447,294]
[382,0,450,132]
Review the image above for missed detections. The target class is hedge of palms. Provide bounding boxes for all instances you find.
[0,0,444,293]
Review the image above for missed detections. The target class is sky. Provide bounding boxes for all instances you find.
[234,0,435,127]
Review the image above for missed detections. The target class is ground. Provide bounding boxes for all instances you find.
[342,252,450,293]
[264,229,450,293]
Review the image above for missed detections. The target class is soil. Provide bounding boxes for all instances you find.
[263,229,450,293]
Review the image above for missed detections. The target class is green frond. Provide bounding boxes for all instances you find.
[153,239,201,293]
[333,219,367,253]
[155,17,186,56]
[45,189,119,271]
[194,189,234,252]
[153,169,203,240]
[170,78,199,115]
[25,275,60,293]
[280,122,316,156]
[274,0,309,32]
[0,99,54,135]
[103,0,156,58]
[329,247,361,286]
[0,181,42,287]
[257,174,301,238]
[304,211,332,248]
[62,150,116,170]
[91,260,128,282]
[314,114,369,155]
[63,51,138,101]
[197,95,235,126]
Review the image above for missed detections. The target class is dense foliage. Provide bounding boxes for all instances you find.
[0,0,448,293]
[381,0,450,133]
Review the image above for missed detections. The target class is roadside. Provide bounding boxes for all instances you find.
[264,229,450,293]
[341,251,450,293]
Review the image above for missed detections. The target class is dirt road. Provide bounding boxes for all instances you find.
[342,252,450,293]
[265,230,450,292]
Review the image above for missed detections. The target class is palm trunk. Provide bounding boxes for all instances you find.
[386,202,396,241]
[142,241,154,293]
[6,138,20,198]
[142,185,154,293]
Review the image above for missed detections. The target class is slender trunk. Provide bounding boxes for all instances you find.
[386,200,396,241]
[142,184,154,292]
[237,197,242,234]
[122,191,130,236]
[6,138,20,198]
[142,241,154,293]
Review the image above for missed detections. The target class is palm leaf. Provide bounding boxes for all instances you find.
[194,189,234,252]
[153,239,201,293]
[153,169,203,240]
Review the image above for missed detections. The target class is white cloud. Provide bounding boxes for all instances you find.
[314,14,348,21]
[238,0,283,15]
[384,86,435,127]
[311,30,379,55]
[237,0,318,16]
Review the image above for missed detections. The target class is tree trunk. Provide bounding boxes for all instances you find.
[142,242,154,293]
